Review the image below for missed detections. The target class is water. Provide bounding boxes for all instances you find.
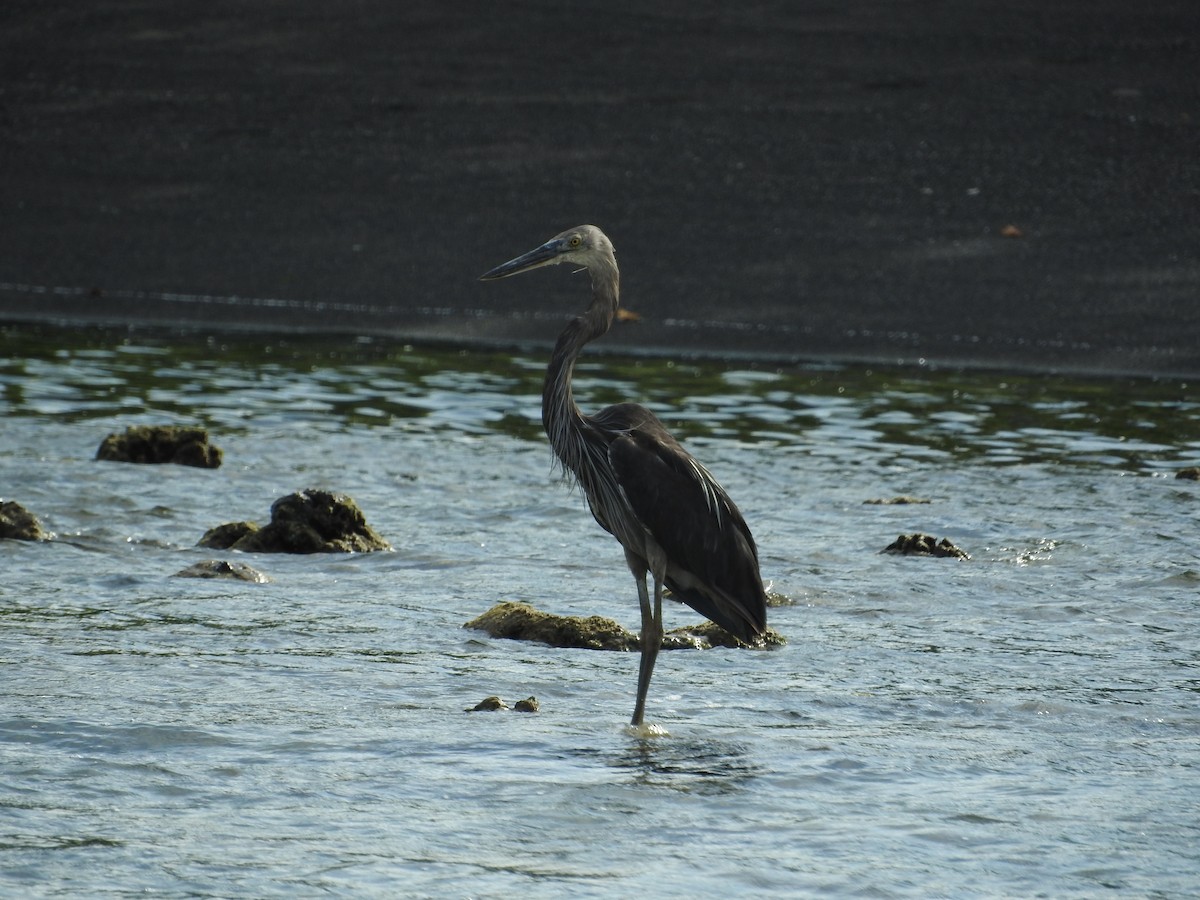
[2,324,1198,898]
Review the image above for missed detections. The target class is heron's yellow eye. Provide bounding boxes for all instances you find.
[568,235,582,248]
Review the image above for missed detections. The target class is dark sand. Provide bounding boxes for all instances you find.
[2,2,1198,375]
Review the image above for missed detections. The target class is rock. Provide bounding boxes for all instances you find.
[884,533,970,559]
[197,489,391,554]
[264,489,391,553]
[664,620,788,649]
[1176,467,1200,481]
[197,521,260,550]
[766,590,794,607]
[173,560,270,582]
[464,600,784,650]
[468,696,509,712]
[864,496,931,505]
[96,425,223,468]
[0,500,48,541]
[465,601,639,651]
[466,695,542,713]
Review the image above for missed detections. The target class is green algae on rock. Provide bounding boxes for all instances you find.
[1,500,48,541]
[97,425,223,468]
[465,601,639,651]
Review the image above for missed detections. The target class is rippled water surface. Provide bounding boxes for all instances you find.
[2,324,1198,898]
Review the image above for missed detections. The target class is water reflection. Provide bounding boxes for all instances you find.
[3,323,1197,472]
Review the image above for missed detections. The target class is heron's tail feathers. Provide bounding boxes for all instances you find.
[667,579,767,644]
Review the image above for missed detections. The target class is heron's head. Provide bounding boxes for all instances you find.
[480,225,615,281]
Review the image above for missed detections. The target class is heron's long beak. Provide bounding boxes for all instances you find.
[479,239,563,280]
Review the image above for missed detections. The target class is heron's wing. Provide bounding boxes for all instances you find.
[608,429,766,641]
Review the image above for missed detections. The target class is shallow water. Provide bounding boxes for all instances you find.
[2,324,1198,898]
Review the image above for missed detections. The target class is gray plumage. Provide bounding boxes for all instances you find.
[481,225,767,726]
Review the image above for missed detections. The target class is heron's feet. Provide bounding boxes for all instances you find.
[624,721,670,739]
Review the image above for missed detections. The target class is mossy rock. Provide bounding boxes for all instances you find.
[883,533,970,559]
[464,696,541,713]
[464,600,784,650]
[197,521,260,550]
[97,425,222,468]
[465,601,639,651]
[0,500,47,541]
[664,619,787,649]
[198,489,390,553]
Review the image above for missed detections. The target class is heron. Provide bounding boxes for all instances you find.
[480,225,767,728]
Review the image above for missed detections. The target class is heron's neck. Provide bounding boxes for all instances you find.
[542,265,619,473]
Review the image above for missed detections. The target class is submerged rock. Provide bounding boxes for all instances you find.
[465,695,541,713]
[1176,466,1200,481]
[864,496,932,505]
[884,533,970,559]
[173,560,271,583]
[0,500,48,541]
[198,489,391,554]
[464,600,784,650]
[96,425,223,468]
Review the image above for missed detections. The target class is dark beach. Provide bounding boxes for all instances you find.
[2,2,1197,375]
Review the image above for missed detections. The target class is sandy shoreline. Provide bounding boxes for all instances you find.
[2,2,1197,375]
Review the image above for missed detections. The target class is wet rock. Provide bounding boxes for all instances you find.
[256,489,391,553]
[0,500,47,541]
[665,620,788,649]
[884,533,970,559]
[465,601,639,651]
[464,600,784,650]
[173,559,271,582]
[96,425,222,468]
[766,590,795,607]
[1176,467,1200,481]
[468,696,509,712]
[197,489,391,554]
[864,496,931,505]
[513,697,540,713]
[197,521,260,550]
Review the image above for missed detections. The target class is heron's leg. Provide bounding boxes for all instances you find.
[619,547,657,729]
[633,573,662,729]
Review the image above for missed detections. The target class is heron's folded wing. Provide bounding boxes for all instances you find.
[609,430,765,640]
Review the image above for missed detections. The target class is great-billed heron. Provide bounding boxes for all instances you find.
[481,225,767,728]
